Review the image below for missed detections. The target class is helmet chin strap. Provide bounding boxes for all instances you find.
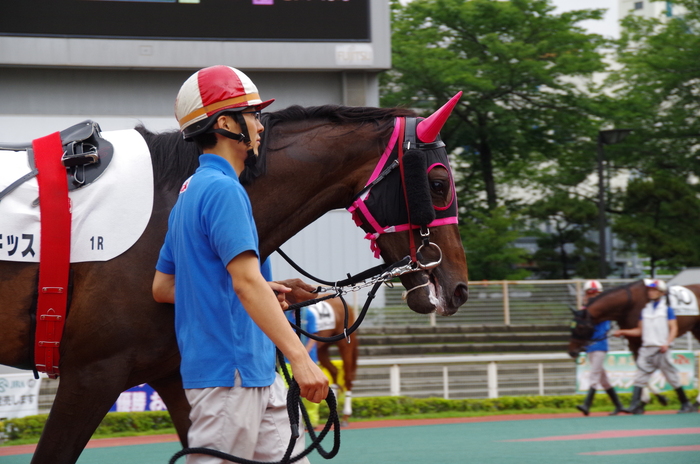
[210,110,253,144]
[210,128,248,143]
[211,112,258,170]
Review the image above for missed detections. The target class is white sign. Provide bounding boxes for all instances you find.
[0,373,42,419]
[335,44,374,66]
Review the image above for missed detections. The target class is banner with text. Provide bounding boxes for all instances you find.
[110,383,167,412]
[576,350,697,393]
[0,373,42,419]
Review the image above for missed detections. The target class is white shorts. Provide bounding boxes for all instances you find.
[185,372,309,464]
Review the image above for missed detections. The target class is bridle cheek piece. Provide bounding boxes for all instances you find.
[347,117,457,274]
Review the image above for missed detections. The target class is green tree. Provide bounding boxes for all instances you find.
[605,0,700,272]
[382,0,608,212]
[460,207,530,280]
[613,174,700,276]
[526,192,599,279]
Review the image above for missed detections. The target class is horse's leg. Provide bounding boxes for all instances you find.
[149,373,191,446]
[335,340,355,425]
[316,341,339,386]
[30,365,127,464]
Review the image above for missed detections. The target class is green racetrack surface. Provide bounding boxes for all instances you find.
[2,413,698,464]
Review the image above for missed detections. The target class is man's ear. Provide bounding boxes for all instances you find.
[215,114,239,132]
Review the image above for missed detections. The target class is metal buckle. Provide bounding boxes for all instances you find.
[61,141,99,168]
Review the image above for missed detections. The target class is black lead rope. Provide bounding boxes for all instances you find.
[276,247,398,289]
[168,355,341,464]
[168,258,407,464]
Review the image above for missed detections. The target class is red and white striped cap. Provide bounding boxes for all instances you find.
[583,280,603,293]
[175,65,274,139]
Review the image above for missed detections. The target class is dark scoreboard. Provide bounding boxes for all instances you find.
[0,0,370,42]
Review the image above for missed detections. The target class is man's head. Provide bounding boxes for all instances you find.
[645,279,667,301]
[175,65,273,151]
[583,279,603,298]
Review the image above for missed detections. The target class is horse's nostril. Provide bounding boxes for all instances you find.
[452,283,468,307]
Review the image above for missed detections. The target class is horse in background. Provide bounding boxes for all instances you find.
[568,279,700,404]
[307,296,359,425]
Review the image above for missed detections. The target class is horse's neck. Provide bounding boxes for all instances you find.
[247,128,379,259]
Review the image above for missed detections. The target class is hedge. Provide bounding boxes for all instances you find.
[2,389,697,443]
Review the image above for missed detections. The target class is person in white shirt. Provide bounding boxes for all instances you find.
[614,279,697,414]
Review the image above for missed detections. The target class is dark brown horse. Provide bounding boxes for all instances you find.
[0,103,469,463]
[568,279,700,359]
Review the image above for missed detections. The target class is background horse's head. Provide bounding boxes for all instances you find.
[566,280,646,359]
[567,306,596,359]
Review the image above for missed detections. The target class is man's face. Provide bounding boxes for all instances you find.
[647,288,662,300]
[241,110,264,156]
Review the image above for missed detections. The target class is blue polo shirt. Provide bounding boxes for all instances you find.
[156,154,276,389]
[586,320,610,352]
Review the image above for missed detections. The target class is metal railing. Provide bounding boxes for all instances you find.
[365,279,634,327]
[355,353,577,399]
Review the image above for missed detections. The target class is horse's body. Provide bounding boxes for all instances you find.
[568,279,700,359]
[309,296,359,423]
[0,105,468,463]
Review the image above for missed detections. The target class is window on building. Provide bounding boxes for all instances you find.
[634,1,644,10]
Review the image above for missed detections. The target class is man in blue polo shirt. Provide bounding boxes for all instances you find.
[152,65,328,463]
[575,280,625,416]
[615,279,697,414]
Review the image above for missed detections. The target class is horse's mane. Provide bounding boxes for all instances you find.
[243,104,417,184]
[265,104,417,125]
[135,125,200,192]
[137,104,418,189]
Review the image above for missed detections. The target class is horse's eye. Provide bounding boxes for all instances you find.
[430,181,445,195]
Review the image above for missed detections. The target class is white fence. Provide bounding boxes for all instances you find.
[355,353,576,399]
[355,351,700,399]
[367,279,634,327]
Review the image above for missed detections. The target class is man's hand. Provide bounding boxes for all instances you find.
[268,281,292,310]
[289,355,330,404]
[274,278,317,305]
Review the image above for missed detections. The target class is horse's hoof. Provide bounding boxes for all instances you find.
[340,419,350,428]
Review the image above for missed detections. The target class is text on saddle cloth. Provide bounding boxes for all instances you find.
[0,128,153,263]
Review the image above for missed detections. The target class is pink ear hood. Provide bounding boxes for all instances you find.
[416,91,463,143]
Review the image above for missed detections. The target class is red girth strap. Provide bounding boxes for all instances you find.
[33,132,72,379]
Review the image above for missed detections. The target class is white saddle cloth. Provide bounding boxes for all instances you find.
[0,129,153,263]
[308,301,336,332]
[668,285,699,316]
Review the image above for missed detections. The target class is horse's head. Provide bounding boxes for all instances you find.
[566,281,640,359]
[349,94,468,316]
[567,305,596,359]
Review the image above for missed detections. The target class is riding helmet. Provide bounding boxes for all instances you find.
[175,65,274,141]
[583,280,603,294]
[644,279,668,293]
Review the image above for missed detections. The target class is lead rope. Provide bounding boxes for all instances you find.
[168,350,341,464]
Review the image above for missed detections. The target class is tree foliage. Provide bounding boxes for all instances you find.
[382,0,700,278]
[383,0,608,211]
[605,0,700,275]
